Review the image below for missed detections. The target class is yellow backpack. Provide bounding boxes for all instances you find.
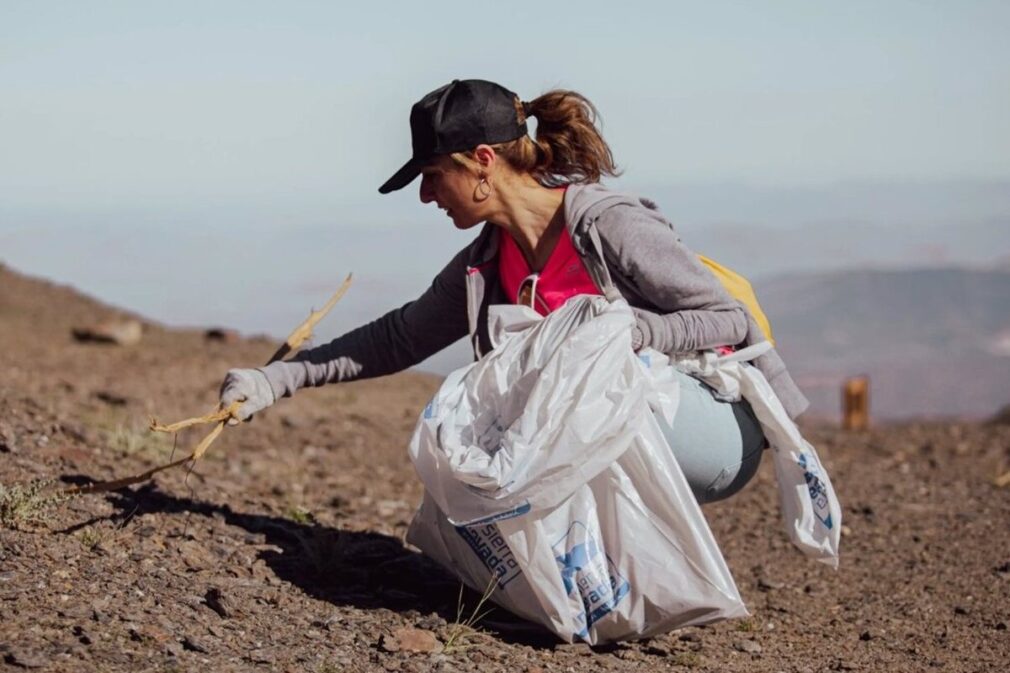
[697,255,775,346]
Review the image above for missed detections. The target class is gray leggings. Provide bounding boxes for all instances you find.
[654,369,767,505]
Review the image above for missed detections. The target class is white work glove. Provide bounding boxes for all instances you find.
[219,368,276,425]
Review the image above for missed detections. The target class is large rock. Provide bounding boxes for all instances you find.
[72,318,143,346]
[378,627,443,654]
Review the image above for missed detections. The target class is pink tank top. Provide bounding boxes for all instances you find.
[499,226,602,316]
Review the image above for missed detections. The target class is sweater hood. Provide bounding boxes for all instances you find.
[564,183,666,247]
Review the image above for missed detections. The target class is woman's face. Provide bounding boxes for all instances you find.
[418,156,487,230]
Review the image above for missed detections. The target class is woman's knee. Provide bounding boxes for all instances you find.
[697,440,764,504]
[658,372,767,504]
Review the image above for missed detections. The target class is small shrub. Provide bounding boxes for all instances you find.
[735,618,758,632]
[77,526,104,550]
[0,479,67,530]
[285,505,315,526]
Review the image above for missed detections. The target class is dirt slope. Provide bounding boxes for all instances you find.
[1,263,1008,672]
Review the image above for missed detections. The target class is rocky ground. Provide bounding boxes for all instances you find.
[1,263,1008,672]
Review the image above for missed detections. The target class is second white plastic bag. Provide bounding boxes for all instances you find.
[673,345,842,567]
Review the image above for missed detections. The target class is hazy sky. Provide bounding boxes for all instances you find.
[2,1,1008,374]
[2,0,1008,214]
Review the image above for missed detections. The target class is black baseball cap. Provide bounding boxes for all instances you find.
[378,79,528,194]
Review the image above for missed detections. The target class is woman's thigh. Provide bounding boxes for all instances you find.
[655,369,766,504]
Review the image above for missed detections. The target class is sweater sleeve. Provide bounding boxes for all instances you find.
[259,246,470,399]
[594,204,748,354]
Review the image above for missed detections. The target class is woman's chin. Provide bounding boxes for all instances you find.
[451,214,481,230]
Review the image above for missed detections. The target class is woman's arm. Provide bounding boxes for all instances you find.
[594,203,748,354]
[259,246,470,399]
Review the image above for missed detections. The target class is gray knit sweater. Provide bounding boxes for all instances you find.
[260,183,809,419]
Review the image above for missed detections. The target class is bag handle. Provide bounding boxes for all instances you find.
[585,222,623,303]
[717,340,773,364]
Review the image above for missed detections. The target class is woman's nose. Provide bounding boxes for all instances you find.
[419,176,434,204]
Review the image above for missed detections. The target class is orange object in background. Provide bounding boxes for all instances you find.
[842,376,870,430]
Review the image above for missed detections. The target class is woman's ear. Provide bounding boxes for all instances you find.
[472,144,497,172]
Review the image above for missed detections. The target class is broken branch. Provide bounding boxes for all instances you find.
[61,274,353,497]
[267,273,354,364]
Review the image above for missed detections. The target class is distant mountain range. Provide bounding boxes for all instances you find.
[757,266,1010,420]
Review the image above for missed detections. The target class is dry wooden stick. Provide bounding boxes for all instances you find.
[150,273,354,433]
[267,273,354,364]
[61,273,353,497]
[59,426,225,496]
[149,401,241,434]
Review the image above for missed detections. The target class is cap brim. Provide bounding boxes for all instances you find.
[378,157,424,194]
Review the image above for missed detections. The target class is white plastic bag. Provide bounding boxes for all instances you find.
[407,296,747,644]
[674,345,842,567]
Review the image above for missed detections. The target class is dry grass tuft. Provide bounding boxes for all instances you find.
[671,651,702,667]
[443,575,498,654]
[105,421,174,459]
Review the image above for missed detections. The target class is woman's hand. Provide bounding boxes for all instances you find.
[219,369,276,424]
[631,321,646,352]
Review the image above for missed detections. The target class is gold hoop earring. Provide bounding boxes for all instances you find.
[476,176,492,201]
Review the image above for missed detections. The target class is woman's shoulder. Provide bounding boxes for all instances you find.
[565,183,679,261]
[566,182,674,231]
